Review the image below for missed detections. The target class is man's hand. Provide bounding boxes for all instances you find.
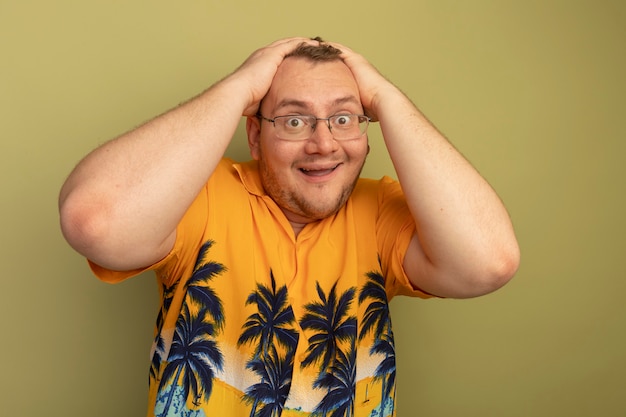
[328,41,399,122]
[229,37,318,117]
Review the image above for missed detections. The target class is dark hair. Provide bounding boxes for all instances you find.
[284,36,343,61]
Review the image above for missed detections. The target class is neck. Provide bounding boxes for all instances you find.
[290,221,307,237]
[280,207,316,238]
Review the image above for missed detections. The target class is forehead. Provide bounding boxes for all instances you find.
[263,57,361,114]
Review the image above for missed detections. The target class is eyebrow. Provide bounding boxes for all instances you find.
[274,96,361,113]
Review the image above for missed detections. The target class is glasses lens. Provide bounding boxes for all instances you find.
[274,115,314,140]
[330,115,369,140]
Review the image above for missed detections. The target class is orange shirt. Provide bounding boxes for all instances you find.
[91,158,431,417]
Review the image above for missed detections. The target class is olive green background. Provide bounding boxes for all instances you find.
[2,0,624,416]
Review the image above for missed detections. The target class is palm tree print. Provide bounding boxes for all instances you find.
[157,303,224,416]
[358,270,396,417]
[156,239,226,416]
[185,240,226,330]
[300,280,357,416]
[358,271,391,342]
[300,281,357,371]
[238,270,299,356]
[238,270,298,417]
[242,345,296,417]
[150,334,166,382]
[151,281,178,381]
[312,339,356,417]
[371,334,396,402]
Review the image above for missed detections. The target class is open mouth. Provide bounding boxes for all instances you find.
[299,164,341,177]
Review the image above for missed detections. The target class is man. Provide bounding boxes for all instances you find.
[60,37,519,416]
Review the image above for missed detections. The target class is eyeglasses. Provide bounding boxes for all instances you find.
[257,113,371,141]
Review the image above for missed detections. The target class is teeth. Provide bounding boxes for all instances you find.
[301,168,335,177]
[301,165,337,172]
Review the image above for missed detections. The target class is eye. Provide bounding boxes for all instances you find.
[282,116,308,130]
[287,117,302,127]
[333,114,355,128]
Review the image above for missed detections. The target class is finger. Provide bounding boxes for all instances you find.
[325,41,356,56]
[265,37,318,52]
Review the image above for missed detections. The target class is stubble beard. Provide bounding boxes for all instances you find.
[259,160,365,222]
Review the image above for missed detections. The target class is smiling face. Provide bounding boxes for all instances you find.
[247,57,369,226]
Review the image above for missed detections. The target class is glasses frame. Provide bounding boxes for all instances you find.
[257,113,371,141]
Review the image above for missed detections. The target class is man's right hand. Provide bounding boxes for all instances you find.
[228,37,318,117]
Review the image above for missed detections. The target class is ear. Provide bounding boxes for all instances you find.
[246,116,262,160]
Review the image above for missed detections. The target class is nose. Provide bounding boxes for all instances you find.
[305,120,338,155]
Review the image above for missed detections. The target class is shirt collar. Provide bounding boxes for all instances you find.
[233,160,265,197]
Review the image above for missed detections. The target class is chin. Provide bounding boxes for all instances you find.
[261,164,361,222]
[292,190,352,221]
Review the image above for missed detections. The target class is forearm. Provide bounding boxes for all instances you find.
[377,88,519,296]
[59,77,248,270]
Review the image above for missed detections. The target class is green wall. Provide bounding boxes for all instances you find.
[2,0,624,415]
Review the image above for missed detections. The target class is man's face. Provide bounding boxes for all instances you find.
[247,57,369,225]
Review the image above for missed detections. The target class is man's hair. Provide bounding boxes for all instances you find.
[256,37,343,115]
[284,36,343,62]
